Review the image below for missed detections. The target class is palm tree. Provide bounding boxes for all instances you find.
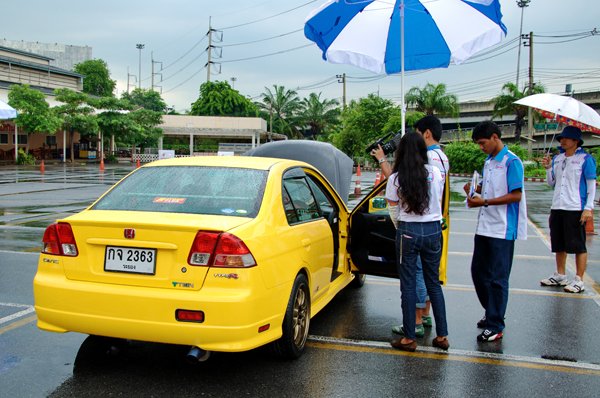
[298,93,340,140]
[405,83,459,117]
[492,82,545,139]
[258,85,302,138]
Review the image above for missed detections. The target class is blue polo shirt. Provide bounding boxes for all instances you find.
[476,146,527,241]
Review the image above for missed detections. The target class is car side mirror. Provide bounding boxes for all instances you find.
[369,197,388,212]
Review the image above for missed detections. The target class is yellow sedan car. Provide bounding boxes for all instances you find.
[34,142,400,360]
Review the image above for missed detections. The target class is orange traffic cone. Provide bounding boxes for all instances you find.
[586,212,595,235]
[136,158,141,168]
[374,171,381,186]
[354,164,362,195]
[99,157,105,171]
[40,160,45,174]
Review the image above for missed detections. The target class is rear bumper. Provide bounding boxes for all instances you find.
[33,269,288,352]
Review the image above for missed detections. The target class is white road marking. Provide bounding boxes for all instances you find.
[0,303,35,325]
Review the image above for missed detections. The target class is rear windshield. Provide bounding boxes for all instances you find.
[92,166,267,217]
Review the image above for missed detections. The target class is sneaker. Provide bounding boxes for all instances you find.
[421,315,433,328]
[564,276,585,293]
[477,329,503,342]
[476,316,487,328]
[540,272,568,287]
[392,324,425,337]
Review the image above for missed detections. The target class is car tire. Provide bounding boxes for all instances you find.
[272,274,311,359]
[350,272,366,288]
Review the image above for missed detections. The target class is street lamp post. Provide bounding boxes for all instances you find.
[515,0,531,90]
[230,77,237,89]
[136,43,145,89]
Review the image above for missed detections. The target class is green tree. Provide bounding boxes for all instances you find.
[492,82,545,139]
[53,88,98,163]
[258,85,302,138]
[333,94,398,159]
[382,109,425,136]
[122,88,167,113]
[405,83,459,117]
[74,59,116,97]
[124,108,163,153]
[91,96,137,158]
[8,84,61,157]
[298,92,340,140]
[190,81,258,117]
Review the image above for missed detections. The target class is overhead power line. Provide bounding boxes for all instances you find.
[217,0,318,30]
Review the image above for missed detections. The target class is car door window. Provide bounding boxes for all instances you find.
[282,170,321,224]
[306,177,334,215]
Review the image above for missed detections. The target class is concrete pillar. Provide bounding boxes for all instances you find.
[189,133,193,156]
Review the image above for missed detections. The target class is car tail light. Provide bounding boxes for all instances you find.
[176,309,204,323]
[188,231,256,268]
[42,222,78,256]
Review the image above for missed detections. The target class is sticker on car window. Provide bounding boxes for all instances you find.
[153,197,187,204]
[221,208,235,214]
[235,209,248,214]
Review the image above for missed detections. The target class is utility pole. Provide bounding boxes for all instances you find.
[206,17,213,82]
[136,43,145,89]
[126,66,137,94]
[526,31,534,155]
[336,73,346,109]
[515,0,531,90]
[151,52,163,92]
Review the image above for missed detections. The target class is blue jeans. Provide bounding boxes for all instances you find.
[471,234,515,333]
[396,221,448,339]
[415,257,428,309]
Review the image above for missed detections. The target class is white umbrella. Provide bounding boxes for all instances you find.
[304,0,507,135]
[514,93,600,135]
[0,99,18,161]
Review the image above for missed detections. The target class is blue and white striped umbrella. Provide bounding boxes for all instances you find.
[305,0,507,132]
[0,99,17,120]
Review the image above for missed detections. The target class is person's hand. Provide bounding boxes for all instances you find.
[463,182,471,195]
[370,145,385,163]
[466,195,485,208]
[580,209,593,225]
[541,155,552,170]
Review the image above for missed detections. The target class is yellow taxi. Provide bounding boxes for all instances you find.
[33,141,410,360]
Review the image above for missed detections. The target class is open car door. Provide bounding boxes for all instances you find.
[349,179,449,284]
[348,181,398,278]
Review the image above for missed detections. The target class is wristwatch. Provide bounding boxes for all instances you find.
[484,199,489,207]
[378,158,387,164]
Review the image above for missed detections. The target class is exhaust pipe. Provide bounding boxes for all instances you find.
[186,346,211,363]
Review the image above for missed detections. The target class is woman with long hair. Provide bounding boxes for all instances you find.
[385,132,449,352]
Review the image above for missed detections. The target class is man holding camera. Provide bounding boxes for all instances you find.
[371,115,449,337]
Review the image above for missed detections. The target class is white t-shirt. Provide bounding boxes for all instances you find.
[427,145,450,179]
[385,165,444,223]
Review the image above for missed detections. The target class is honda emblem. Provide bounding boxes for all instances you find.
[124,228,135,239]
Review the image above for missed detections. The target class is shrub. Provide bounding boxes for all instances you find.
[16,149,35,165]
[444,141,486,174]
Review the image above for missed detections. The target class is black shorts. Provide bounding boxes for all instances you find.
[549,210,587,254]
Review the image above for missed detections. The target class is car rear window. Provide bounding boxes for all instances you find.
[92,166,267,217]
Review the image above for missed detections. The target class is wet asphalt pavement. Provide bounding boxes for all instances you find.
[1,162,599,397]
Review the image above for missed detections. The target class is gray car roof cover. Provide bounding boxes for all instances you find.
[245,140,354,204]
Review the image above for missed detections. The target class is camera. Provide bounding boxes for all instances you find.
[366,132,402,156]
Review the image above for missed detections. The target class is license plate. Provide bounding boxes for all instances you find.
[104,246,157,275]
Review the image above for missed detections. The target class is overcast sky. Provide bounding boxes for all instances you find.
[3,0,599,112]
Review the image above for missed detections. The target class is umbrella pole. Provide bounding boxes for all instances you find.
[400,0,405,136]
[14,124,18,163]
